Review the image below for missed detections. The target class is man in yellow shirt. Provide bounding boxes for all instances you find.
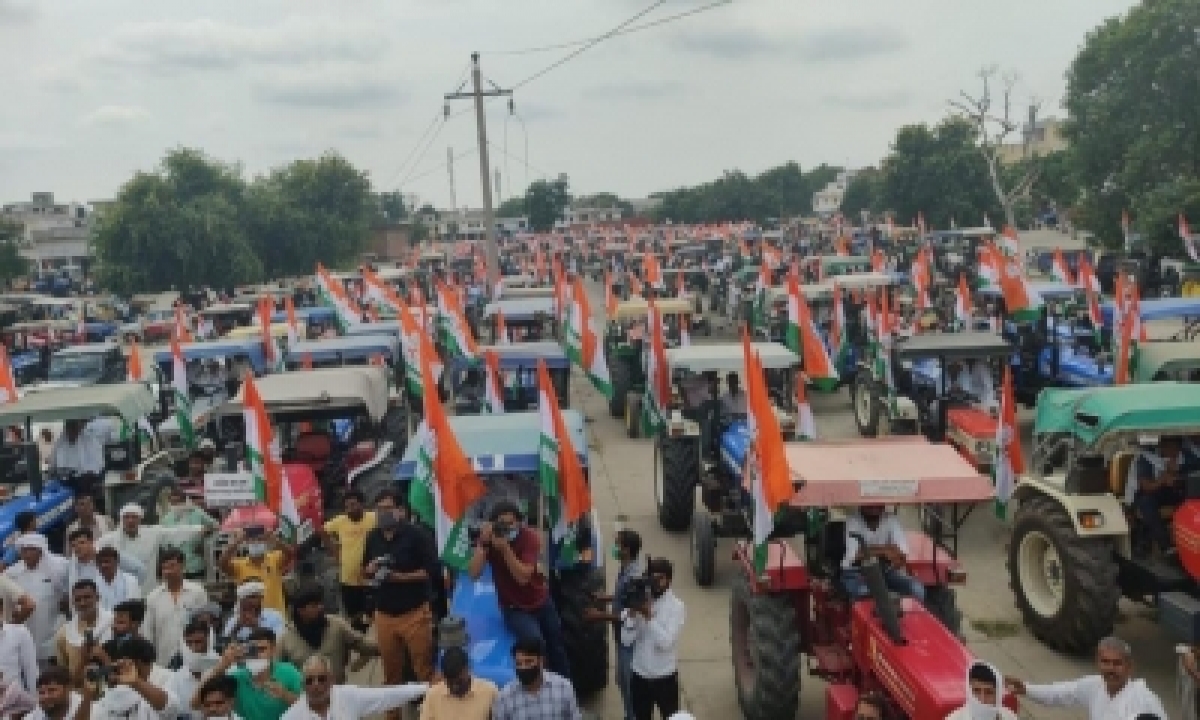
[218,527,293,613]
[319,490,375,631]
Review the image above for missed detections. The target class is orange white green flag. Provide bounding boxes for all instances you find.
[126,341,144,382]
[258,297,284,372]
[1050,248,1074,285]
[639,297,672,437]
[170,335,196,450]
[408,330,487,570]
[743,328,795,574]
[955,273,973,330]
[795,376,817,440]
[991,241,1043,321]
[495,309,511,345]
[435,281,480,360]
[483,350,505,414]
[242,374,302,541]
[564,277,612,398]
[784,274,837,391]
[830,284,849,370]
[284,296,302,348]
[993,365,1023,518]
[396,293,443,398]
[0,347,18,405]
[538,359,592,565]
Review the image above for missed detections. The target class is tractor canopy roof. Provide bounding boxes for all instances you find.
[199,302,253,315]
[394,410,588,478]
[153,339,267,367]
[484,298,554,321]
[0,382,157,426]
[226,323,289,339]
[893,332,1014,361]
[343,322,403,339]
[610,298,693,320]
[286,334,399,363]
[219,366,390,422]
[785,437,994,507]
[54,343,121,357]
[1100,297,1200,327]
[270,306,337,324]
[977,282,1080,301]
[1034,382,1200,447]
[666,342,799,373]
[456,342,569,370]
[1133,343,1200,382]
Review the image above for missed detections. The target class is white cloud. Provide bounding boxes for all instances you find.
[253,69,405,109]
[674,25,909,62]
[0,0,35,22]
[79,105,151,127]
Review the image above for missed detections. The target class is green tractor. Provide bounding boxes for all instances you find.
[604,298,693,434]
[1007,382,1200,653]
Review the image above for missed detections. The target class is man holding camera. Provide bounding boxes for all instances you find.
[620,558,685,720]
[201,628,301,720]
[88,635,180,720]
[467,501,571,678]
[361,501,437,696]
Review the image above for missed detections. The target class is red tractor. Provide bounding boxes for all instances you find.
[729,437,1017,720]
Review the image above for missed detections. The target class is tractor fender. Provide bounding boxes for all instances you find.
[346,441,395,485]
[1012,478,1129,539]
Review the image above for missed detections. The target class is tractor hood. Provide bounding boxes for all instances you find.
[1035,382,1200,448]
[720,420,751,477]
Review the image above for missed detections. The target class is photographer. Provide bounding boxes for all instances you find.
[54,580,112,685]
[467,501,570,678]
[620,558,685,720]
[607,530,645,720]
[89,635,179,720]
[361,501,436,690]
[200,628,301,720]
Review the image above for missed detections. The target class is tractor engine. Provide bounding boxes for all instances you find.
[946,407,997,474]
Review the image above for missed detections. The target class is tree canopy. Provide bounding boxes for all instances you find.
[0,220,28,287]
[92,148,375,294]
[524,177,572,232]
[1065,0,1200,253]
[651,162,841,224]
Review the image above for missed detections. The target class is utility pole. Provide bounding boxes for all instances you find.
[445,53,511,289]
[447,146,457,216]
[495,168,502,208]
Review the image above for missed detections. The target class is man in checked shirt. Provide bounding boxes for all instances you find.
[491,635,581,720]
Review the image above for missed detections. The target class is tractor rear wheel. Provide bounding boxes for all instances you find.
[924,586,963,639]
[691,511,716,586]
[626,394,641,439]
[730,568,800,720]
[555,565,609,697]
[655,438,697,532]
[852,373,880,437]
[1007,494,1119,654]
[609,358,631,418]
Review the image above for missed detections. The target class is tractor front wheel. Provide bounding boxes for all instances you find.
[730,568,800,720]
[555,565,609,697]
[655,438,697,531]
[626,394,641,439]
[852,373,880,437]
[609,359,631,418]
[1007,494,1119,654]
[691,511,716,587]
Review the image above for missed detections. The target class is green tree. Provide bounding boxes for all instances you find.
[1132,178,1200,257]
[1065,0,1200,250]
[524,178,571,232]
[1029,151,1078,214]
[840,168,882,217]
[650,162,841,224]
[574,192,635,216]
[496,197,526,218]
[0,220,28,287]
[378,191,407,222]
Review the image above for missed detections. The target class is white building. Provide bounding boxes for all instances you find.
[1,192,92,271]
[812,170,859,217]
[434,209,529,242]
[554,206,623,231]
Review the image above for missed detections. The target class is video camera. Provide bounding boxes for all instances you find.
[619,575,652,610]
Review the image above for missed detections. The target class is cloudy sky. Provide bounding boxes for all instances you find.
[0,0,1136,209]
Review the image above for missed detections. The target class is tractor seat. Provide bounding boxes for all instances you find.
[1110,449,1176,519]
[293,431,333,473]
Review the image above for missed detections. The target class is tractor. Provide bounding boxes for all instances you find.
[661,268,714,336]
[728,437,1003,720]
[651,342,801,541]
[483,298,556,344]
[446,342,571,414]
[394,410,609,697]
[604,297,692,428]
[1007,382,1200,652]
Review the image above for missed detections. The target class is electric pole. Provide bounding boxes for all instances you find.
[445,53,510,289]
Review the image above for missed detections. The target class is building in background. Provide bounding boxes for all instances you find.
[434,208,530,242]
[1,192,92,273]
[997,117,1068,165]
[812,170,858,218]
[554,205,623,231]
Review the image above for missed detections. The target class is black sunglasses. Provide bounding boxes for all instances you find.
[304,675,330,687]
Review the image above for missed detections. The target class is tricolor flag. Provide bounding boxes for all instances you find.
[639,297,672,437]
[0,347,19,405]
[643,252,665,290]
[1181,214,1199,263]
[976,244,1000,289]
[955,273,973,330]
[537,359,593,565]
[258,297,284,373]
[742,328,795,574]
[242,374,302,540]
[993,365,1023,519]
[126,341,145,382]
[785,274,837,391]
[997,225,1020,258]
[564,278,612,398]
[435,281,480,360]
[315,264,363,331]
[397,294,443,398]
[174,305,193,342]
[795,376,817,440]
[495,309,511,345]
[990,240,1043,321]
[830,284,850,371]
[170,335,196,451]
[284,296,302,347]
[408,339,487,571]
[1050,248,1074,285]
[482,350,505,414]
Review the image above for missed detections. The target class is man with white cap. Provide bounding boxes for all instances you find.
[3,532,68,661]
[945,659,1017,719]
[144,549,209,666]
[223,579,286,643]
[99,503,212,594]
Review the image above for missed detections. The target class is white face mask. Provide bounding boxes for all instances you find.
[967,695,998,720]
[180,645,219,673]
[246,543,266,558]
[103,685,141,716]
[244,659,270,675]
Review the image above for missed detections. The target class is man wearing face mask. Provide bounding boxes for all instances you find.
[280,654,426,720]
[219,529,293,614]
[621,557,685,720]
[91,636,180,720]
[840,504,926,603]
[945,660,1017,720]
[160,488,218,581]
[418,646,496,720]
[222,581,286,644]
[361,500,436,700]
[169,620,220,720]
[55,580,113,685]
[5,532,69,663]
[201,628,301,720]
[491,635,581,720]
[277,584,376,685]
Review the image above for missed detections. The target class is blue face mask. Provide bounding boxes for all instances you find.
[506,529,519,542]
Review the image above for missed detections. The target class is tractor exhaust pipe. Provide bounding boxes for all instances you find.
[862,558,905,645]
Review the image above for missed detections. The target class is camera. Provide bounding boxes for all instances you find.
[369,555,394,587]
[619,575,651,610]
[85,664,114,684]
[493,520,513,538]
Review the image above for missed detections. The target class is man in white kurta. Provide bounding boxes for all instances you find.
[1007,636,1167,720]
[3,533,68,661]
[99,504,208,594]
[143,549,209,667]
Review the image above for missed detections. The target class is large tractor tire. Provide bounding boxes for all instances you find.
[691,511,716,587]
[852,373,880,437]
[1007,494,1120,654]
[730,569,801,720]
[655,438,698,532]
[609,359,631,418]
[626,394,641,439]
[556,565,609,697]
[924,586,963,639]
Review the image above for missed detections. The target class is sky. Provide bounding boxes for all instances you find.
[0,0,1138,210]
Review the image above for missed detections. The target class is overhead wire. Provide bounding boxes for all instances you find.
[380,60,472,189]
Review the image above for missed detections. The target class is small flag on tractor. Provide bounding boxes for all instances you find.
[483,350,505,414]
[993,365,1023,519]
[537,359,592,566]
[639,297,672,438]
[0,347,18,405]
[170,335,196,451]
[242,374,302,541]
[743,328,795,574]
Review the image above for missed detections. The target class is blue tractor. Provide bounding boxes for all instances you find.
[394,411,608,697]
[444,342,571,415]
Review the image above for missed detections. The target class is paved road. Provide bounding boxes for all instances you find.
[569,230,1184,719]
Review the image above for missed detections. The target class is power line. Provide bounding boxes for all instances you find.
[398,118,447,187]
[406,146,476,185]
[483,0,731,57]
[381,61,472,189]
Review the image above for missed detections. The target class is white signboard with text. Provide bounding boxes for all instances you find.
[203,472,257,508]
